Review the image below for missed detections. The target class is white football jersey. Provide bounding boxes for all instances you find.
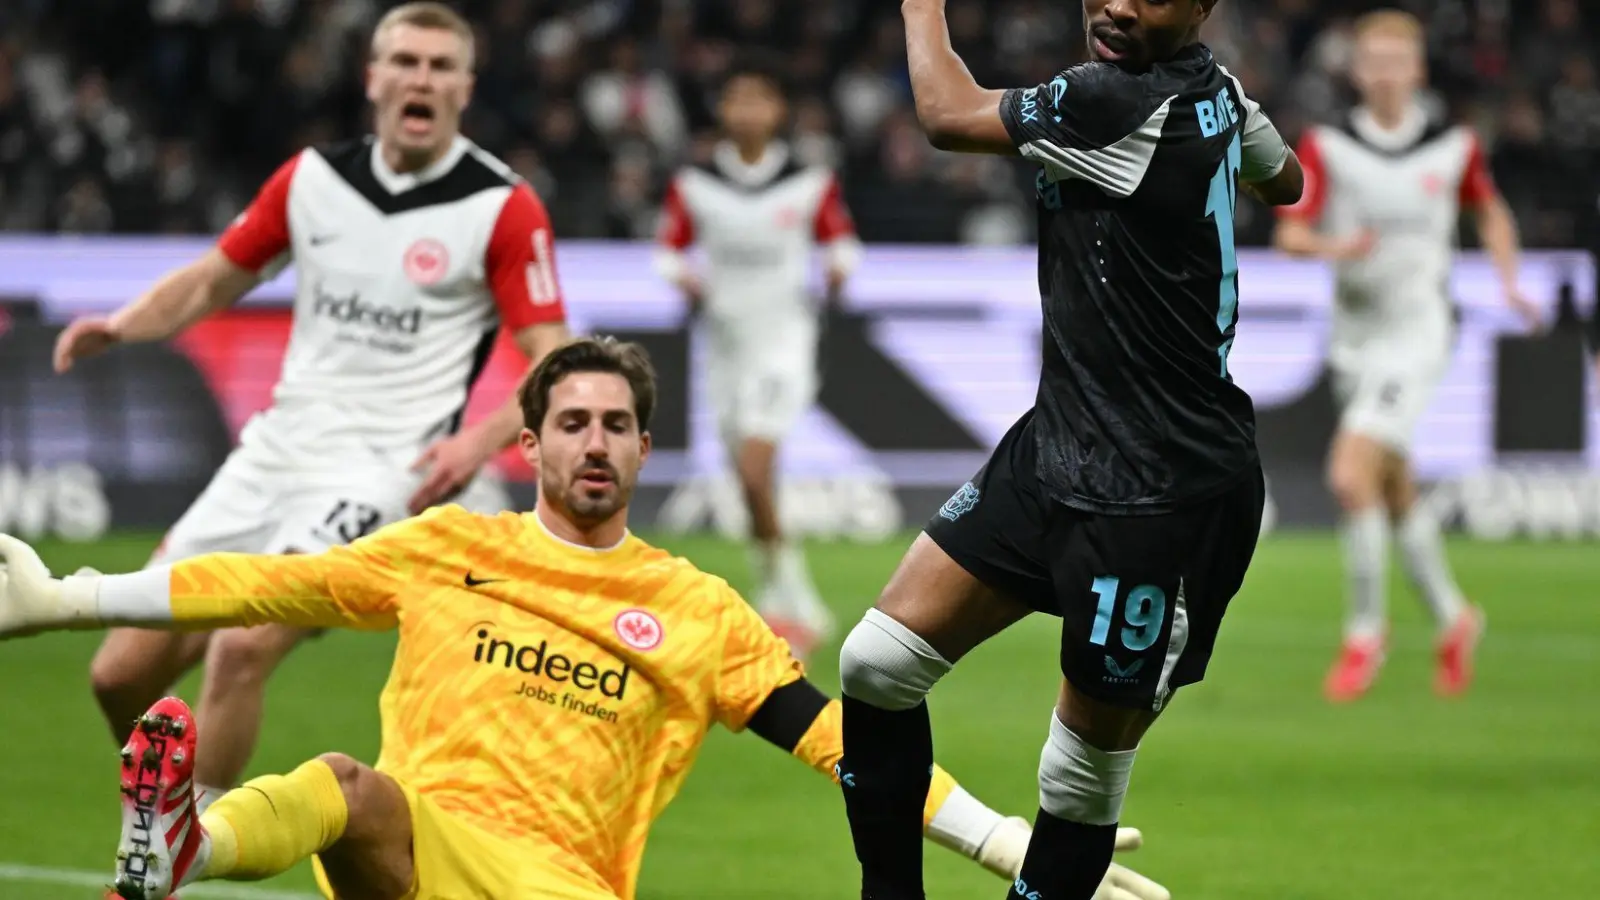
[1280,105,1496,346]
[654,141,860,337]
[217,135,566,468]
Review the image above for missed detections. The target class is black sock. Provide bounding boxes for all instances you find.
[839,694,933,900]
[1007,808,1117,900]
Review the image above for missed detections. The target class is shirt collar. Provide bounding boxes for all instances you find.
[713,140,790,187]
[1351,103,1429,152]
[369,135,469,194]
[528,505,632,555]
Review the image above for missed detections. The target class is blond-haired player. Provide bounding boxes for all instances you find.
[0,338,1169,900]
[1274,9,1537,702]
[52,2,572,810]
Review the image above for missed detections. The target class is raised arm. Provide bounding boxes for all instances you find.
[901,0,1011,153]
[54,155,298,374]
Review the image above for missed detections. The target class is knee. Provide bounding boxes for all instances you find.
[1037,714,1138,826]
[89,649,153,710]
[1326,452,1381,512]
[207,628,295,687]
[734,441,775,492]
[838,608,952,711]
[315,752,371,812]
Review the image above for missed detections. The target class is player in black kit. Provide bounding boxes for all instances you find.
[834,2,1307,899]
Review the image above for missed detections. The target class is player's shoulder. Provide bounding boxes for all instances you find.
[621,535,745,608]
[1036,59,1178,144]
[1051,60,1150,111]
[458,140,526,190]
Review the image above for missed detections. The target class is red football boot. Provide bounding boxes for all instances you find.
[1323,635,1386,703]
[1435,605,1485,698]
[113,697,207,900]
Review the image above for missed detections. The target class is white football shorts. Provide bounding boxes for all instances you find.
[704,330,819,445]
[1328,332,1452,455]
[149,438,511,567]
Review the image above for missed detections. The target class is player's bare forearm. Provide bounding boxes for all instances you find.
[1273,218,1345,260]
[901,0,1011,154]
[1476,194,1523,290]
[109,249,258,343]
[472,321,571,452]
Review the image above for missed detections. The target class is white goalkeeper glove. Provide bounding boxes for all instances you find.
[976,817,1172,900]
[0,533,101,637]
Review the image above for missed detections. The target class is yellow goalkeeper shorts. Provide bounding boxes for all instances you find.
[310,777,616,899]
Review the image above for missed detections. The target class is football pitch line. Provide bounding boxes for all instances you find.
[0,863,319,899]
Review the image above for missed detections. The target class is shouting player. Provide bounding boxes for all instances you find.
[1272,9,1534,703]
[833,1,1304,898]
[0,337,1169,900]
[655,55,862,659]
[50,2,570,811]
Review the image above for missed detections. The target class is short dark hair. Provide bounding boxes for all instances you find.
[518,336,657,433]
[722,50,789,99]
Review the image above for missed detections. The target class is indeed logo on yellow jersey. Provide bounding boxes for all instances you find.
[471,626,632,700]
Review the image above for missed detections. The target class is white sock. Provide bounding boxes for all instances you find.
[925,784,1004,858]
[773,541,813,593]
[1396,506,1467,630]
[1342,507,1390,642]
[195,784,228,817]
[748,543,779,600]
[775,541,833,630]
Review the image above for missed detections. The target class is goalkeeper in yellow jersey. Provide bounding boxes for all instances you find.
[0,337,1169,900]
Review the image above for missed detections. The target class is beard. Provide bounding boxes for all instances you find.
[541,467,632,525]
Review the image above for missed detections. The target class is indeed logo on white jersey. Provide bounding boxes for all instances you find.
[312,286,423,334]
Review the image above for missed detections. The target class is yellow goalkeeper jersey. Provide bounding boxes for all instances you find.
[168,504,804,898]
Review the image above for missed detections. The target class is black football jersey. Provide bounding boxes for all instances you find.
[999,43,1290,514]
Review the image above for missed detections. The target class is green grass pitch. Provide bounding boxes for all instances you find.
[0,531,1595,898]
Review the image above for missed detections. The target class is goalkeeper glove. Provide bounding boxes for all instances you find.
[976,817,1172,900]
[0,533,101,637]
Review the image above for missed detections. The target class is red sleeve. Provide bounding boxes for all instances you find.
[217,155,297,271]
[485,182,567,330]
[813,174,856,242]
[1458,133,1498,209]
[657,176,694,249]
[1276,130,1327,222]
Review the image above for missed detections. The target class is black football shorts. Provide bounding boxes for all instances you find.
[925,408,1264,711]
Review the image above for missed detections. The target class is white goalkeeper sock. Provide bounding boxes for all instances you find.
[925,783,1005,858]
[195,784,228,816]
[1396,506,1466,631]
[1342,507,1390,642]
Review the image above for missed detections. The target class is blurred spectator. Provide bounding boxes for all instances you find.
[0,0,1595,247]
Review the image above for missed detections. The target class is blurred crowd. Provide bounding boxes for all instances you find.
[0,0,1597,248]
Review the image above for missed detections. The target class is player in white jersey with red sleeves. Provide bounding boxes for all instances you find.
[654,56,862,658]
[1273,10,1540,703]
[49,3,572,811]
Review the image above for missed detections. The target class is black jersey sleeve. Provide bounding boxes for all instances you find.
[998,63,1174,198]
